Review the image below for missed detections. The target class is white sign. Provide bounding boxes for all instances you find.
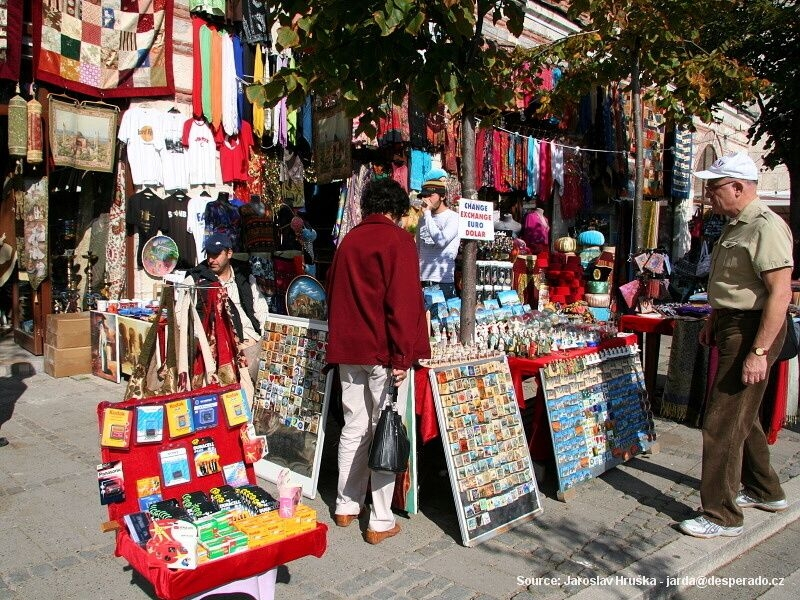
[457,198,495,241]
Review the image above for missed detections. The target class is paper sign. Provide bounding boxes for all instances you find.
[458,199,495,241]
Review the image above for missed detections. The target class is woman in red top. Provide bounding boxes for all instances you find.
[326,178,430,544]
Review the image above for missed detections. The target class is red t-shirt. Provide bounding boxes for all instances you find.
[215,121,253,183]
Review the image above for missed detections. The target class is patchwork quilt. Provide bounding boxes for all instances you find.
[33,0,174,98]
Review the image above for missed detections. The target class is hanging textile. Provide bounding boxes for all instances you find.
[474,128,487,192]
[15,177,48,290]
[33,0,175,98]
[559,149,582,220]
[641,199,660,250]
[671,128,693,199]
[26,97,43,164]
[661,319,710,423]
[526,137,539,197]
[537,140,552,202]
[8,92,27,157]
[51,98,119,173]
[313,93,352,184]
[0,0,23,81]
[409,149,432,191]
[106,158,128,300]
[334,164,369,244]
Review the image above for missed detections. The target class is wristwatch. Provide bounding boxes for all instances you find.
[752,347,767,356]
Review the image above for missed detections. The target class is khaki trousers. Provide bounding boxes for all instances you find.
[701,311,786,527]
[336,364,409,532]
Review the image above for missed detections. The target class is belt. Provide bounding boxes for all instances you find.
[715,308,762,317]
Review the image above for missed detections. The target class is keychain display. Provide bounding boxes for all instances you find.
[540,344,656,497]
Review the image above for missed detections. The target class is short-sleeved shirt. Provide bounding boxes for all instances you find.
[708,199,793,310]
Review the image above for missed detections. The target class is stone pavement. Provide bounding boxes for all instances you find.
[1,331,799,600]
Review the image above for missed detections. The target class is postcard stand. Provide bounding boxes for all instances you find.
[539,343,658,501]
[252,314,333,499]
[98,384,327,600]
[429,356,543,547]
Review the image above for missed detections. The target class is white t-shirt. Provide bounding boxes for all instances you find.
[182,119,217,186]
[118,108,165,186]
[187,195,214,263]
[161,111,189,191]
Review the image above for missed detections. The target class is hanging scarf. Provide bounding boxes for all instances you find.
[16,177,48,290]
[192,285,246,388]
[8,93,27,157]
[26,97,43,164]
[252,44,265,137]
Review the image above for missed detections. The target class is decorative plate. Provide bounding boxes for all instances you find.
[141,235,179,278]
[286,275,327,320]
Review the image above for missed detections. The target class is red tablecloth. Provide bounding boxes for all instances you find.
[619,314,677,336]
[414,334,637,463]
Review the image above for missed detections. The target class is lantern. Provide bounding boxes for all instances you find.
[8,91,27,157]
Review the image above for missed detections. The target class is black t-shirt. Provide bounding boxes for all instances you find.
[126,189,165,267]
[162,192,196,268]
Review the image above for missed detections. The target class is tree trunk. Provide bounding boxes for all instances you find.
[631,39,644,255]
[459,113,477,344]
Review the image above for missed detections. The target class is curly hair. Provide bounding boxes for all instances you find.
[360,178,409,219]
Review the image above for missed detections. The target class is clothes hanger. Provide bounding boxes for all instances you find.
[200,188,211,197]
[168,106,180,114]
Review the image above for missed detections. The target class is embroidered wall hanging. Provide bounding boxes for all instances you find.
[33,0,175,98]
[14,177,49,291]
[0,0,23,81]
[48,97,119,173]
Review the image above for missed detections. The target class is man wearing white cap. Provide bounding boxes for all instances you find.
[679,152,793,538]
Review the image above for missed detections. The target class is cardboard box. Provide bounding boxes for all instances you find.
[44,344,92,378]
[46,312,91,348]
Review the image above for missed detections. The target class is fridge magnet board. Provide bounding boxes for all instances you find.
[252,314,332,499]
[429,356,543,547]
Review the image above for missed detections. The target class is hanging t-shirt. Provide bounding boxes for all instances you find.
[118,108,164,186]
[162,111,189,191]
[126,189,165,267]
[162,192,196,268]
[216,120,253,183]
[181,118,217,185]
[187,194,214,262]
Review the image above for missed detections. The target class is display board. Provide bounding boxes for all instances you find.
[539,343,656,499]
[252,314,332,499]
[429,357,543,547]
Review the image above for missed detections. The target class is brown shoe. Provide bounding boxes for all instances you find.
[364,523,401,545]
[333,508,364,527]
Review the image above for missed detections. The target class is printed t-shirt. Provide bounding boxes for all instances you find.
[126,190,165,267]
[162,193,196,268]
[118,108,164,186]
[187,194,214,263]
[181,119,217,185]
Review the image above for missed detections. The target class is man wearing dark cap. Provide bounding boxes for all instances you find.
[183,232,270,383]
[678,152,793,539]
[416,173,460,300]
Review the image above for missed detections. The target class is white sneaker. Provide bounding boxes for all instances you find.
[735,490,788,512]
[678,516,743,538]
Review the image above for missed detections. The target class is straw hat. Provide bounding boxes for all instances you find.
[0,234,17,287]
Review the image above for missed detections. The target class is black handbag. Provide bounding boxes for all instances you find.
[368,378,410,473]
[777,316,799,361]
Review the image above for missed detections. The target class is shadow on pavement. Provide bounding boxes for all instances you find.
[0,361,35,447]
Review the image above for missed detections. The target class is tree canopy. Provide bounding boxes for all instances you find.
[252,1,528,138]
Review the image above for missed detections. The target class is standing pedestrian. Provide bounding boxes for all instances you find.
[416,170,460,300]
[679,152,793,539]
[327,178,430,545]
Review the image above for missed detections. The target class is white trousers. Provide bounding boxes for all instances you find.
[336,364,409,532]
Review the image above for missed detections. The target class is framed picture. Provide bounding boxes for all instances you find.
[117,316,158,378]
[91,311,120,383]
[48,98,118,173]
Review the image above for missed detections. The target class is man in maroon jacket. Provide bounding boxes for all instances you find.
[327,178,431,545]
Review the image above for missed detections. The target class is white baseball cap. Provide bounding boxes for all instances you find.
[693,152,759,181]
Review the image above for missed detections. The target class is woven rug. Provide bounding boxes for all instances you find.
[33,0,174,98]
[660,318,709,424]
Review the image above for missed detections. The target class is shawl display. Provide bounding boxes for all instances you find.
[14,177,49,291]
[33,0,174,98]
[0,0,23,81]
[660,318,709,424]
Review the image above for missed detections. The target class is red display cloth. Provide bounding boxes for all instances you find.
[414,366,439,444]
[115,523,327,600]
[98,384,328,599]
[619,314,677,336]
[763,359,789,445]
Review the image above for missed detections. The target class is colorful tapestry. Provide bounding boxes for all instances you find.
[48,97,119,173]
[33,0,174,98]
[14,177,49,291]
[0,0,23,80]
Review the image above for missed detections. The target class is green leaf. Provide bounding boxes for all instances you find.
[245,84,266,106]
[275,26,300,50]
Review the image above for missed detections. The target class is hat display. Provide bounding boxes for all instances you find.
[693,152,759,181]
[203,232,233,253]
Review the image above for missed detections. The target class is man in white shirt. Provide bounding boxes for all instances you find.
[416,174,460,300]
